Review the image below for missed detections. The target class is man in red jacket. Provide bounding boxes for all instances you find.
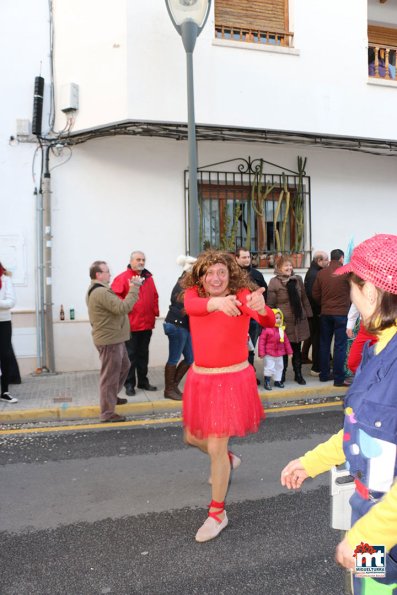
[112,251,159,396]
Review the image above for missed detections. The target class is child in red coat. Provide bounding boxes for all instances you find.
[258,308,293,390]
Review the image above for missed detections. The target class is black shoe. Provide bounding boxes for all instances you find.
[319,375,334,382]
[137,383,157,391]
[294,374,306,385]
[0,392,18,403]
[333,381,351,388]
[274,381,284,388]
[264,377,272,391]
[125,387,136,396]
[117,397,128,405]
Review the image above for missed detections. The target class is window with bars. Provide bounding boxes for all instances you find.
[214,0,293,47]
[185,157,311,268]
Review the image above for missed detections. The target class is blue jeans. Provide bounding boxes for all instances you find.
[163,322,193,366]
[319,314,347,384]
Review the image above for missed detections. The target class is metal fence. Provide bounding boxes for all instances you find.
[184,157,311,268]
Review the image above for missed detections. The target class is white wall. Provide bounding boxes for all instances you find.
[49,135,397,321]
[44,134,397,370]
[52,0,397,140]
[368,0,397,25]
[0,1,50,310]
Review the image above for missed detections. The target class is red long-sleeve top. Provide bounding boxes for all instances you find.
[347,322,377,373]
[184,287,276,368]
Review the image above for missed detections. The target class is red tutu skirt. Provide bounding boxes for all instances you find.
[183,363,265,439]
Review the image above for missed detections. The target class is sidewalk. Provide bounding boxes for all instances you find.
[0,363,348,425]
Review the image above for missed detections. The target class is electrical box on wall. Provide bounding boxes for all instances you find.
[16,119,31,136]
[60,83,79,113]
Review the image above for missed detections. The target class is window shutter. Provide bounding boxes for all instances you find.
[368,25,397,47]
[215,0,288,33]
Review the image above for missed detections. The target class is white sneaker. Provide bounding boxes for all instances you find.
[195,512,228,543]
[208,451,241,485]
[0,392,18,404]
[310,370,320,377]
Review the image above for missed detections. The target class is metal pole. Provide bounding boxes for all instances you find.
[35,186,45,369]
[42,147,56,372]
[185,50,200,256]
[181,21,200,256]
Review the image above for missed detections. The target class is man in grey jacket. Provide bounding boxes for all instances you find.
[86,261,142,422]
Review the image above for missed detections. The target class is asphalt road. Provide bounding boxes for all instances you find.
[0,410,346,595]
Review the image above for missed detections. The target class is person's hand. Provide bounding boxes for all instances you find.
[335,537,355,571]
[214,295,242,316]
[280,459,309,489]
[346,328,354,339]
[130,276,145,287]
[246,287,266,313]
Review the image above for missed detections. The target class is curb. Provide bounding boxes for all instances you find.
[0,384,348,425]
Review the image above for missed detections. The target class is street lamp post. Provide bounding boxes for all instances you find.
[165,0,211,256]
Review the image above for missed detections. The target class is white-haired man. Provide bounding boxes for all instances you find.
[112,251,159,396]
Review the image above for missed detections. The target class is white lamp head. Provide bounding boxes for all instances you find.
[165,0,211,34]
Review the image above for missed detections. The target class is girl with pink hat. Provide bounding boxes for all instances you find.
[281,234,397,594]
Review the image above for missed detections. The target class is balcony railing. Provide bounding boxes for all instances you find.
[215,24,293,47]
[368,44,397,80]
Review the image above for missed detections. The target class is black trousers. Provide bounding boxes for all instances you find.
[0,321,13,394]
[124,330,152,389]
[248,319,261,367]
[283,342,302,373]
[302,315,321,372]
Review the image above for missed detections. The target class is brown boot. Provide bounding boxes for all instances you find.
[174,360,191,395]
[164,364,182,400]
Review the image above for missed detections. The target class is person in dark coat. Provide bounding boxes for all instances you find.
[267,255,313,385]
[302,251,329,374]
[235,247,268,384]
[163,255,196,400]
[312,249,351,387]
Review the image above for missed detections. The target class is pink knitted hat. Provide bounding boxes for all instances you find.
[335,234,397,294]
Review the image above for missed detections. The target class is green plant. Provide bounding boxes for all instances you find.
[251,159,275,252]
[273,174,291,253]
[220,200,242,251]
[292,156,307,253]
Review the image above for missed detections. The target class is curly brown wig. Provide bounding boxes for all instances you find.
[180,250,256,297]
